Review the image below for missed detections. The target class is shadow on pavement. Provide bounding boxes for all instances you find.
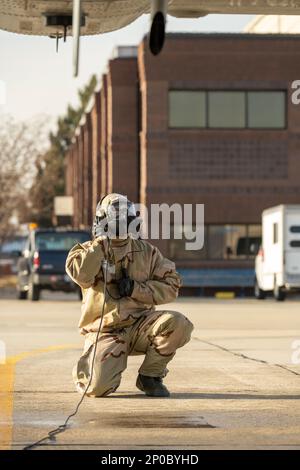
[109,392,300,400]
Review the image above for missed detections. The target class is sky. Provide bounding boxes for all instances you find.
[0,13,254,124]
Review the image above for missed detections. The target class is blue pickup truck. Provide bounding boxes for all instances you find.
[16,228,90,301]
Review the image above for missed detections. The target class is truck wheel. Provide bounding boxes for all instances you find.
[254,279,266,300]
[28,282,40,301]
[17,289,28,300]
[274,284,286,302]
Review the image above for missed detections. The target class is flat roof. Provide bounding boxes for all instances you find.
[144,32,300,41]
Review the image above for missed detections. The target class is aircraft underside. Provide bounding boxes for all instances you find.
[1,1,300,37]
[2,0,300,76]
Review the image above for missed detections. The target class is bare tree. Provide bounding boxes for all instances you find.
[0,115,49,243]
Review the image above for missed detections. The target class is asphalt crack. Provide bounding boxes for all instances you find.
[194,337,300,377]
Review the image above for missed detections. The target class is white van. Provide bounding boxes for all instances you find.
[255,205,300,301]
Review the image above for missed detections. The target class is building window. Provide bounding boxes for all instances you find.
[247,91,285,129]
[208,91,245,128]
[169,90,286,129]
[170,224,261,261]
[273,223,279,244]
[169,91,206,128]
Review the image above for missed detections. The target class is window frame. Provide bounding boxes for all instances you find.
[168,89,287,130]
[247,90,287,130]
[207,90,246,129]
[168,90,207,129]
[169,224,262,261]
[273,223,279,245]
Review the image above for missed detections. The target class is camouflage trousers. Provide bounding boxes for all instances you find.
[73,310,194,397]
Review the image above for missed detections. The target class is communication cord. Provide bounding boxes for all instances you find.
[23,244,109,450]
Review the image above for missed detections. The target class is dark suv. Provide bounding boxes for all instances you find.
[16,228,90,301]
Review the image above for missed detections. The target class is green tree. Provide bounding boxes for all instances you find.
[29,74,97,226]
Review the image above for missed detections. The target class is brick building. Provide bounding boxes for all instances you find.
[65,34,300,291]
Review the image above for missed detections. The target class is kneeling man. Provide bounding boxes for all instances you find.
[66,193,194,397]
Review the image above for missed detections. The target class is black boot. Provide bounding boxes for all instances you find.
[136,374,170,397]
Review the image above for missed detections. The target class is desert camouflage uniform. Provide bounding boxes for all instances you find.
[66,236,194,397]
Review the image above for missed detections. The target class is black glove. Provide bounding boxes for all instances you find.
[117,268,134,297]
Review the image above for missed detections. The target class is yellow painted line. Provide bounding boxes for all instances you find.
[6,344,78,365]
[0,363,14,451]
[215,291,235,299]
[0,344,78,451]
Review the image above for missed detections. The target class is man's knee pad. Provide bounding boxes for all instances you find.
[158,311,194,350]
[168,311,194,334]
[176,314,193,347]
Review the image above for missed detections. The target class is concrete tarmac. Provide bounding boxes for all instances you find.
[0,293,300,450]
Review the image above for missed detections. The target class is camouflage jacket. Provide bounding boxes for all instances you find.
[65,236,181,334]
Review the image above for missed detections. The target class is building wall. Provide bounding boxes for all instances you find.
[82,113,93,227]
[77,132,84,228]
[65,34,300,286]
[137,34,300,265]
[91,91,101,217]
[106,57,139,202]
[67,56,139,228]
[100,74,108,201]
